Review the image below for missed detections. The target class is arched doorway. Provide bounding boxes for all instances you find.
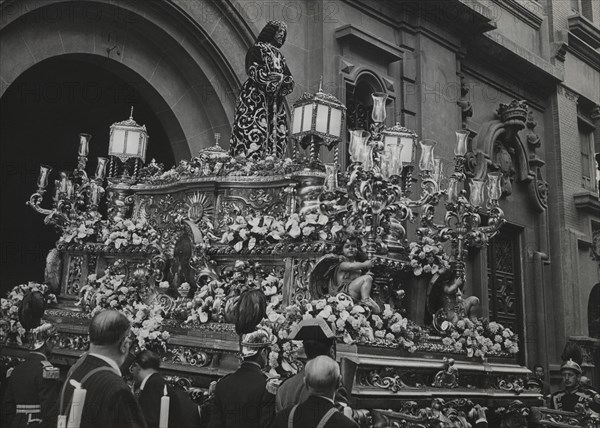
[0,55,176,294]
[0,0,253,156]
[0,0,255,293]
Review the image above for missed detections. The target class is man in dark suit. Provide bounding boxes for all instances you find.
[131,350,201,428]
[276,318,350,414]
[273,355,359,428]
[208,328,277,428]
[1,323,60,428]
[58,310,146,428]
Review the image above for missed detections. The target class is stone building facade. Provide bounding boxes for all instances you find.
[1,0,599,386]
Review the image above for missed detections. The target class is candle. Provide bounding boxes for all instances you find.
[38,165,52,189]
[455,130,469,156]
[159,385,170,428]
[418,139,436,172]
[95,157,109,181]
[67,380,87,428]
[78,134,91,157]
[66,180,74,198]
[371,92,388,123]
[59,172,68,193]
[469,179,486,207]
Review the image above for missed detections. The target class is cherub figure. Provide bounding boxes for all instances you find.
[427,269,480,327]
[309,237,381,314]
[432,357,459,389]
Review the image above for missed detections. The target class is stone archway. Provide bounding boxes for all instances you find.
[0,0,255,157]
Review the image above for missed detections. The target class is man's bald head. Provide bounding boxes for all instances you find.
[304,355,341,396]
[89,310,131,346]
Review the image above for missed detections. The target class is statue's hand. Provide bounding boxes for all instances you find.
[268,72,283,82]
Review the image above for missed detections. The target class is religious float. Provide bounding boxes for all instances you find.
[2,23,598,427]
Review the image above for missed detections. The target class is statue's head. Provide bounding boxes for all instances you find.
[257,21,287,48]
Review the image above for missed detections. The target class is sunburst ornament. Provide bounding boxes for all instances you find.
[185,192,214,224]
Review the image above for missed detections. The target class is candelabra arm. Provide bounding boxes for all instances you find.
[26,192,54,216]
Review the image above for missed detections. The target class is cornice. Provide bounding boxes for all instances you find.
[335,24,405,62]
[574,191,600,214]
[491,0,544,30]
[567,32,600,72]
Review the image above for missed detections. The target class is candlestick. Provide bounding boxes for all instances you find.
[159,385,170,428]
[67,380,87,428]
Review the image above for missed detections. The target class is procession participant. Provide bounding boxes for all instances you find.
[272,356,358,428]
[208,328,277,428]
[1,323,60,428]
[130,350,201,428]
[551,359,600,413]
[276,318,350,414]
[58,310,145,428]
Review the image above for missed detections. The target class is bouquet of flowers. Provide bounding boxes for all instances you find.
[408,228,450,276]
[0,282,57,345]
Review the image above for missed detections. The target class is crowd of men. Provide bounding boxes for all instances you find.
[1,309,599,428]
[0,311,358,428]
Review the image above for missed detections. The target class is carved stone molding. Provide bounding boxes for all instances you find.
[557,85,580,103]
[471,100,548,212]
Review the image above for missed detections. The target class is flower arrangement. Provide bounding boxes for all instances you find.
[80,263,170,352]
[439,318,519,359]
[221,213,344,252]
[274,294,423,351]
[408,228,450,276]
[0,282,57,345]
[58,211,102,245]
[100,218,159,250]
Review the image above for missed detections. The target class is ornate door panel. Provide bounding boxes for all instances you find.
[487,231,522,334]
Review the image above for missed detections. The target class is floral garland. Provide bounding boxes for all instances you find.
[439,318,519,359]
[0,282,57,345]
[139,155,307,185]
[408,228,451,276]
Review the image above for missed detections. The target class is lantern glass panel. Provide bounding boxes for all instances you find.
[315,104,329,134]
[125,131,141,155]
[400,136,414,164]
[329,108,342,137]
[292,106,303,134]
[301,104,314,132]
[111,129,126,154]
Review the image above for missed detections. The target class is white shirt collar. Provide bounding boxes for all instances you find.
[140,373,154,391]
[88,352,121,375]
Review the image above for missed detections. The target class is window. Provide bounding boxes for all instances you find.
[579,119,596,190]
[571,0,594,21]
